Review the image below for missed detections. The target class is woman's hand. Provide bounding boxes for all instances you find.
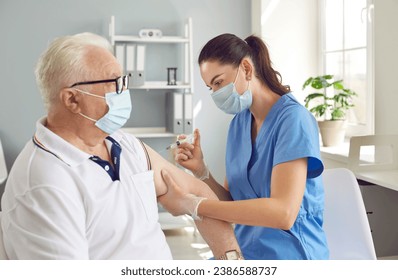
[159,169,206,219]
[174,129,208,179]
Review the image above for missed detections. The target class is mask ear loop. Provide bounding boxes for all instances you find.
[74,88,105,99]
[74,88,105,123]
[233,67,240,84]
[79,112,97,122]
[233,65,251,93]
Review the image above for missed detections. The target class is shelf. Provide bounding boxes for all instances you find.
[110,16,194,140]
[122,127,177,138]
[113,35,189,44]
[129,81,191,90]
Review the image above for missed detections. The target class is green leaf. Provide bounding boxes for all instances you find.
[331,109,345,120]
[302,77,313,90]
[333,81,344,90]
[304,93,324,101]
[323,74,334,80]
[311,79,324,89]
[343,88,357,96]
[309,104,328,118]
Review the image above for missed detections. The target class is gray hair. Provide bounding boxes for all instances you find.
[35,32,114,110]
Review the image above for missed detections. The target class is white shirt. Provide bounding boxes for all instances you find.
[0,117,172,260]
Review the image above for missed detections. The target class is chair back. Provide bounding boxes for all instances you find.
[322,168,377,259]
[349,135,398,172]
[0,138,8,184]
[0,212,9,259]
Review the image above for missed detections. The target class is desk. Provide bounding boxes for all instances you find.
[355,170,398,192]
[0,139,7,184]
[321,143,398,192]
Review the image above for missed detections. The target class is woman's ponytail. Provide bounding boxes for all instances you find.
[245,35,290,95]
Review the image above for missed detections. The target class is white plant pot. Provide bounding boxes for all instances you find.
[318,120,347,147]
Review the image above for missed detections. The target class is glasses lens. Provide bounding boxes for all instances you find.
[115,77,122,94]
[123,75,129,90]
[115,76,129,93]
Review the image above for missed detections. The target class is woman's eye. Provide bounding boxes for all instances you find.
[214,80,223,88]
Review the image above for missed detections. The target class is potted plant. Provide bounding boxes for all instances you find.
[303,74,357,147]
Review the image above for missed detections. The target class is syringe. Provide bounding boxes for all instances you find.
[166,134,194,150]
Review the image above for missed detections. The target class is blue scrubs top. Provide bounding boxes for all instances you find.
[226,93,329,260]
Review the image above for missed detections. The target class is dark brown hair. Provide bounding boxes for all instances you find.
[198,33,290,96]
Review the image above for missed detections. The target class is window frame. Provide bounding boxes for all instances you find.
[319,0,374,137]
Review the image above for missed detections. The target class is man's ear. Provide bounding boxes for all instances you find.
[59,88,81,113]
[241,58,253,81]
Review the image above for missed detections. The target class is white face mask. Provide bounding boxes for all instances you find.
[210,67,252,114]
[76,88,132,134]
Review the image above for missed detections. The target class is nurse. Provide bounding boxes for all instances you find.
[161,33,329,260]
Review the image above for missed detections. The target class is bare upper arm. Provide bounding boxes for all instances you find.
[270,158,308,214]
[144,143,218,199]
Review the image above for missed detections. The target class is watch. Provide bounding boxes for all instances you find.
[218,250,243,260]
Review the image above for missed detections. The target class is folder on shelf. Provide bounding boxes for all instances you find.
[126,44,135,72]
[131,44,145,86]
[166,92,183,134]
[115,44,125,71]
[183,93,193,134]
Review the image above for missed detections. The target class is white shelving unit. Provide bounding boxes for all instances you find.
[109,16,194,139]
[111,35,189,44]
[129,81,191,90]
[121,127,175,138]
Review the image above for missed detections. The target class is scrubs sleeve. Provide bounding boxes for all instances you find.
[273,105,324,178]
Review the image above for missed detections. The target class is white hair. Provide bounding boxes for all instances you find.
[35,32,114,110]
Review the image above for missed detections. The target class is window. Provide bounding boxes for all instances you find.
[320,0,374,136]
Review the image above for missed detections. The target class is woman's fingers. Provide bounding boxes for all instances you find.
[159,169,186,216]
[193,128,201,147]
[178,147,193,158]
[175,153,188,162]
[174,145,193,162]
[161,169,175,189]
[177,142,194,150]
[175,152,194,162]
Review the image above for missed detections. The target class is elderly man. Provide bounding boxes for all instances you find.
[0,33,241,259]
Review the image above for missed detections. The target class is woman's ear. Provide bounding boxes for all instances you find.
[59,88,81,113]
[241,58,253,81]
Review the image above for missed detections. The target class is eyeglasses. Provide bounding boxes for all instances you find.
[70,75,129,94]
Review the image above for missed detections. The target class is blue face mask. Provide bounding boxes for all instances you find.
[211,68,252,114]
[76,89,132,134]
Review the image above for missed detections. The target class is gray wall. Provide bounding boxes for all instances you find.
[374,0,398,135]
[256,0,318,102]
[0,0,251,200]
